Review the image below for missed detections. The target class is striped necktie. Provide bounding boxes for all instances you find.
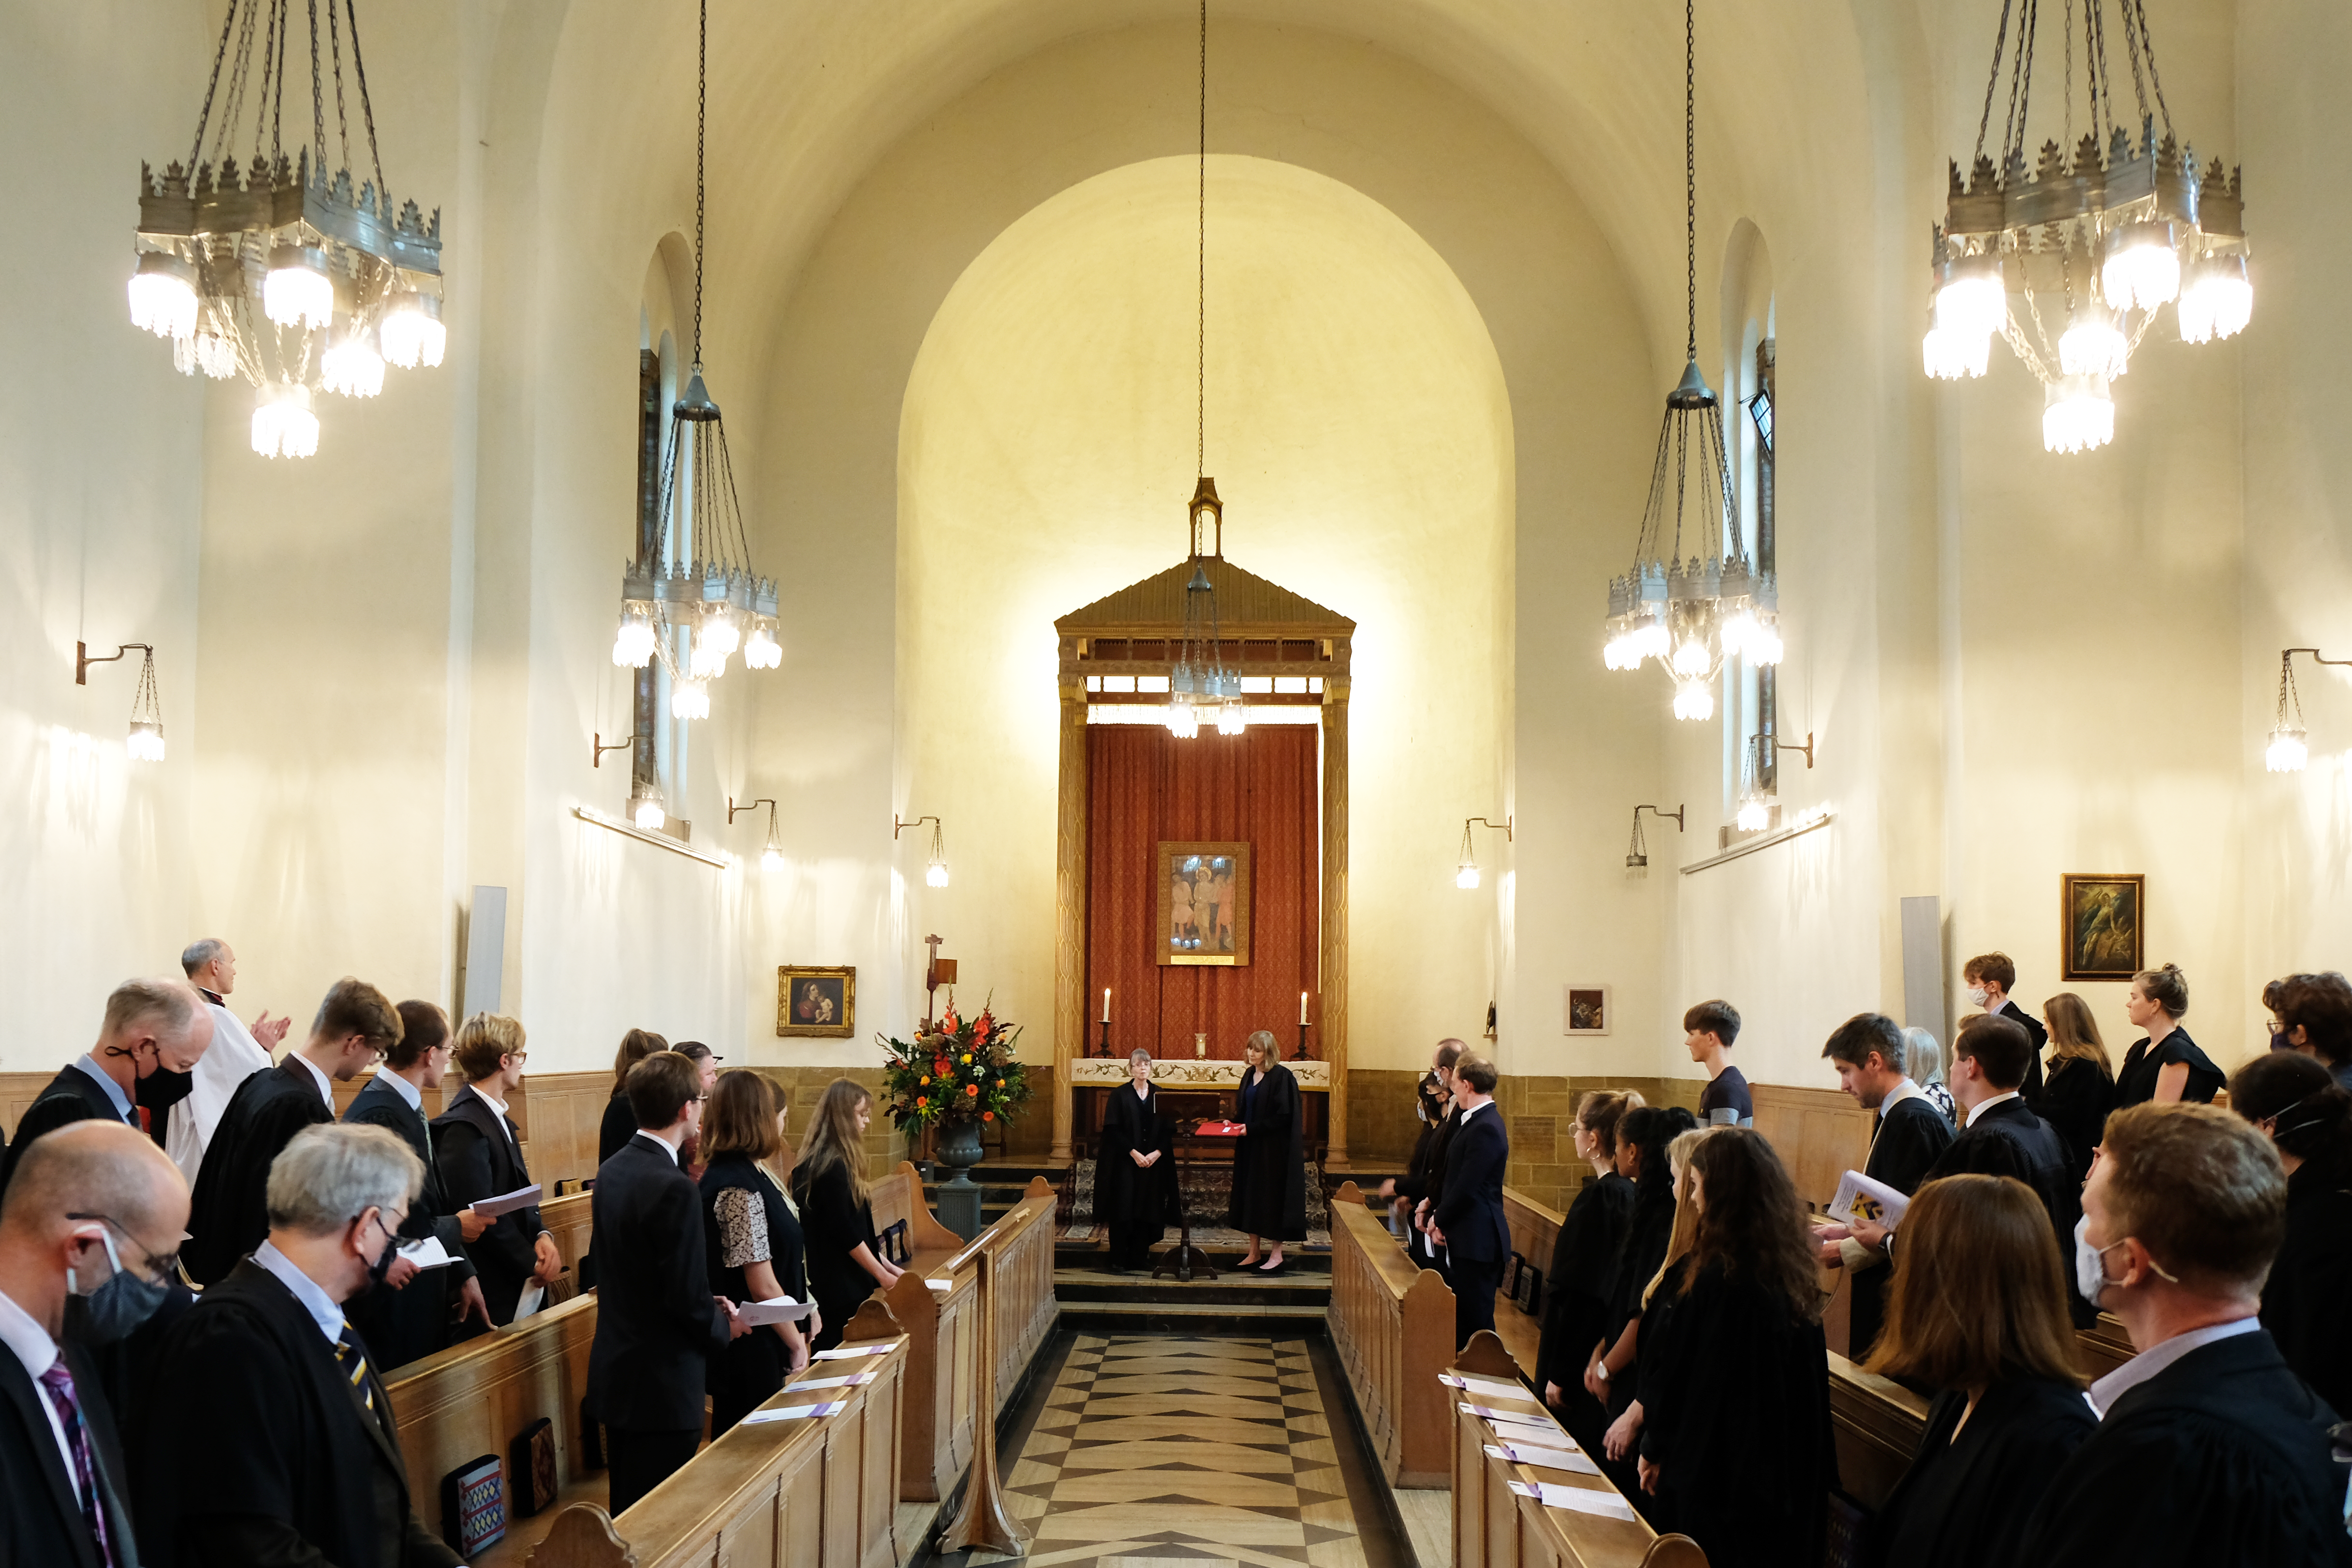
[336,1320,377,1414]
[38,1358,114,1567]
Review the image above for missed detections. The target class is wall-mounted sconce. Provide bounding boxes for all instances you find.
[1736,731,1816,831]
[77,641,166,762]
[627,777,666,832]
[591,731,633,767]
[1455,816,1512,889]
[2269,648,2350,772]
[895,814,949,887]
[1627,804,1684,868]
[730,796,784,870]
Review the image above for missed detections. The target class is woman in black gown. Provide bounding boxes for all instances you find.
[1098,1049,1176,1271]
[2230,1051,2352,1414]
[2035,993,2116,1183]
[600,1028,669,1163]
[1635,1129,1833,1568]
[788,1078,904,1351]
[1537,1090,1639,1449]
[1586,1104,1695,1419]
[1862,1173,2097,1568]
[701,1070,812,1433]
[2113,964,2225,1106]
[1230,1031,1306,1271]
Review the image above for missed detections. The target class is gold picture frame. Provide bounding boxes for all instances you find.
[777,965,857,1037]
[1155,841,1252,967]
[2060,874,2144,982]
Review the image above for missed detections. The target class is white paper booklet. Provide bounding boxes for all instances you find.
[736,1298,816,1326]
[1826,1169,1910,1230]
[470,1184,543,1218]
[397,1236,457,1270]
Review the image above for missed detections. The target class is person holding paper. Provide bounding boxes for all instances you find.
[789,1080,903,1352]
[432,1013,560,1324]
[1862,1174,2097,1568]
[587,1051,748,1514]
[1818,1012,1952,1356]
[1098,1050,1176,1272]
[342,1001,491,1369]
[701,1070,811,1433]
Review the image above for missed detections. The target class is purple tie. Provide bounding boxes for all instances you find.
[38,1358,113,1567]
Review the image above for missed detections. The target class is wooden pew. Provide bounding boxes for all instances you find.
[1749,1084,1872,1212]
[1449,1333,1705,1568]
[1326,1179,1455,1487]
[540,1189,594,1279]
[528,1333,911,1568]
[1824,1352,1930,1512]
[1504,1188,1564,1286]
[844,1168,1058,1502]
[384,1292,602,1542]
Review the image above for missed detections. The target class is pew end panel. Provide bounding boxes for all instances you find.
[1328,1177,1457,1488]
[1823,1352,1931,1513]
[540,1189,595,1278]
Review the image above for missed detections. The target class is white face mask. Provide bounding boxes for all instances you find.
[2073,1215,2111,1305]
[1966,985,1991,1010]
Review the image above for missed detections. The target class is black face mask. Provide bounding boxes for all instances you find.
[64,1231,171,1346]
[2273,1031,2293,1053]
[135,1065,196,1114]
[350,1213,402,1300]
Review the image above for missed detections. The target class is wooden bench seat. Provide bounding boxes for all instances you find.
[1327,1179,1455,1487]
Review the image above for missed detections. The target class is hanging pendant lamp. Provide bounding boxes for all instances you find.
[1600,0,1779,720]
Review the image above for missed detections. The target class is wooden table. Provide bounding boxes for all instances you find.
[1151,1122,1239,1282]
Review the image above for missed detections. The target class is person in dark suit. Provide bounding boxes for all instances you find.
[1861,1173,2095,1567]
[432,1012,560,1324]
[0,1120,187,1568]
[342,1002,491,1369]
[1229,1031,1307,1271]
[1096,1050,1176,1272]
[789,1079,904,1352]
[2019,1102,2352,1565]
[184,978,398,1285]
[0,979,215,1199]
[146,1121,461,1568]
[1817,1012,1953,1356]
[1404,1041,1466,1276]
[2228,1050,2352,1415]
[586,1052,746,1515]
[1430,1054,1512,1348]
[1963,951,2047,1100]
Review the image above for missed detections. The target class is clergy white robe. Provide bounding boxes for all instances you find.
[166,1002,275,1184]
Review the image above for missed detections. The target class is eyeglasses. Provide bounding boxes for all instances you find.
[65,1213,179,1285]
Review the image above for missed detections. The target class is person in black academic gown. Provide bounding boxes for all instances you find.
[1404,1042,1467,1276]
[2229,1050,2352,1415]
[1230,1031,1307,1271]
[2033,993,2117,1185]
[1536,1090,1637,1453]
[432,1014,560,1324]
[789,1079,904,1353]
[584,1028,667,1290]
[1380,1070,1449,1237]
[1634,1130,1832,1568]
[1962,951,2048,1101]
[0,978,214,1198]
[2019,1100,2352,1568]
[700,1070,812,1436]
[2112,964,2226,1106]
[185,979,397,1285]
[1818,1013,1953,1357]
[1601,1127,1707,1528]
[1097,1050,1176,1271]
[1586,1105,1695,1424]
[1861,1173,2096,1568]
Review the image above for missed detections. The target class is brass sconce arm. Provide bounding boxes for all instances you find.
[76,641,151,685]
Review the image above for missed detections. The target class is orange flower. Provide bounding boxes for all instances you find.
[965,1084,979,1097]
[917,1096,928,1107]
[982,1111,995,1122]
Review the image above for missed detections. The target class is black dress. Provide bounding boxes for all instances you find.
[1534,1170,1634,1451]
[702,1152,808,1434]
[1636,1261,1833,1568]
[1096,1083,1176,1268]
[1619,1254,1694,1531]
[598,1087,638,1164]
[1867,1377,2095,1567]
[1228,1062,1307,1242]
[2114,1026,2225,1106]
[2262,1152,2352,1416]
[2033,1055,2116,1185]
[1599,1184,1675,1434]
[789,1158,878,1352]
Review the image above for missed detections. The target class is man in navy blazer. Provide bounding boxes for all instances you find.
[1430,1054,1512,1349]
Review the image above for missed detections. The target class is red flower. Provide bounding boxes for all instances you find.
[933,1057,951,1076]
[965,1084,979,1097]
[982,1111,995,1122]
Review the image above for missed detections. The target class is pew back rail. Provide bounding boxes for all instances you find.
[1326,1179,1455,1488]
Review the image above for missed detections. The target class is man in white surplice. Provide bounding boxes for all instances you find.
[167,938,290,1184]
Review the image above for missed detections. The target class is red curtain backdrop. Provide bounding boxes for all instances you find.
[1086,724,1320,1059]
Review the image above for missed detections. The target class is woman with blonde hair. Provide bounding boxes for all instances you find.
[788,1077,903,1350]
[1599,1126,1716,1515]
[1230,1031,1307,1271]
[1862,1174,2095,1566]
[2114,963,2225,1107]
[702,1070,812,1430]
[2035,994,2115,1185]
[433,1012,560,1323]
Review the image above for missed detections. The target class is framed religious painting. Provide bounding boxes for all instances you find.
[777,965,857,1037]
[2060,875,2144,982]
[1156,841,1252,966]
[1563,984,1612,1036]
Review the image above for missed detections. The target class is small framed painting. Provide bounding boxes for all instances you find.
[1156,841,1252,967]
[1564,984,1611,1036]
[777,966,856,1038]
[2061,875,2144,982]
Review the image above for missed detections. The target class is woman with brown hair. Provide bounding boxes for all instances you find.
[1537,1090,1641,1448]
[1633,1129,1832,1568]
[601,1028,669,1163]
[2230,1050,2352,1414]
[701,1070,812,1431]
[788,1078,903,1350]
[2035,993,2116,1185]
[1230,1031,1307,1271]
[1863,1173,2097,1567]
[2114,963,2225,1106]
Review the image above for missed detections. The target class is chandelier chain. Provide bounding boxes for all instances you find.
[1970,0,2014,162]
[307,0,326,176]
[1197,0,1206,480]
[189,1,242,170]
[260,0,285,163]
[1682,0,1695,365]
[2087,0,2114,145]
[2062,0,2072,151]
[694,0,708,366]
[343,0,388,204]
[2123,0,2172,139]
[325,0,350,176]
[2002,0,2039,167]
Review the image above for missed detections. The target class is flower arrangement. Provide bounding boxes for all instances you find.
[878,1000,1030,1135]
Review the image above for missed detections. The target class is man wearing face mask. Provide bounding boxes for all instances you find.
[1961,951,2046,1102]
[0,1120,187,1568]
[2018,1103,2352,1566]
[0,979,215,1199]
[144,1123,463,1568]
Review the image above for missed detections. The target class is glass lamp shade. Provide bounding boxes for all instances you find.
[2266,726,2310,774]
[2058,305,2131,381]
[1670,636,1713,678]
[630,786,666,831]
[742,620,782,670]
[1922,323,1992,380]
[673,678,710,720]
[926,859,951,888]
[1455,862,1481,890]
[320,327,385,398]
[379,290,446,369]
[761,843,785,871]
[251,383,320,459]
[1167,697,1199,739]
[2177,254,2252,344]
[1935,255,2007,338]
[126,719,167,763]
[1736,794,1771,832]
[263,246,335,331]
[612,607,656,668]
[1745,613,1785,666]
[1216,697,1247,736]
[128,253,198,339]
[2043,376,2116,455]
[1672,677,1714,722]
[2102,222,2181,312]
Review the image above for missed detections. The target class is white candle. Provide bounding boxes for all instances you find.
[1299,991,1309,1026]
[1101,988,1111,1024]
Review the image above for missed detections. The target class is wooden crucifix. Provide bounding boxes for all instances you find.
[923,933,957,1028]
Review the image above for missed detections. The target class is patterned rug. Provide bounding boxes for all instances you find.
[1068,1159,1329,1232]
[981,1334,1367,1568]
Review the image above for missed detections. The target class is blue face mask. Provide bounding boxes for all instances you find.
[64,1228,170,1346]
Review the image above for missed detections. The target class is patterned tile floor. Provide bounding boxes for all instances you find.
[979,1334,1375,1568]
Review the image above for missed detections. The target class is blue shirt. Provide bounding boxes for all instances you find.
[252,1240,347,1347]
[72,1055,134,1125]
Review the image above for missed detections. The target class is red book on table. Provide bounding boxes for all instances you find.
[1191,1120,1246,1137]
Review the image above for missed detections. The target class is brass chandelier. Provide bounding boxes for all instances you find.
[1923,0,2250,453]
